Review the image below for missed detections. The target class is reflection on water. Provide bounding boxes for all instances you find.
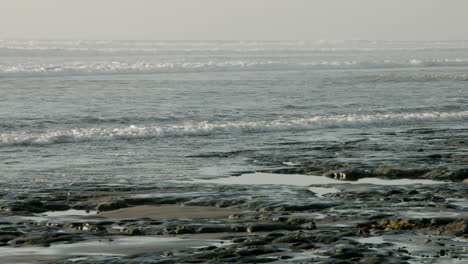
[191,172,446,186]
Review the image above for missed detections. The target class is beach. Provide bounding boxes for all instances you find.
[0,40,467,263]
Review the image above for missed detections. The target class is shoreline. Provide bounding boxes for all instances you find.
[0,172,466,263]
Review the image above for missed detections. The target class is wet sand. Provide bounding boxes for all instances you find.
[99,205,243,219]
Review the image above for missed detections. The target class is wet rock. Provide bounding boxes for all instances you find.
[331,251,364,260]
[246,223,302,233]
[1,201,47,213]
[285,216,315,226]
[0,235,16,243]
[359,256,409,264]
[262,202,339,212]
[123,196,191,206]
[272,231,311,244]
[0,230,23,236]
[371,166,429,179]
[43,202,71,211]
[238,237,269,247]
[292,242,316,250]
[44,233,85,244]
[64,222,107,232]
[8,233,47,245]
[81,223,107,232]
[96,201,128,212]
[195,226,232,233]
[228,213,244,219]
[237,246,282,256]
[124,227,144,236]
[265,232,285,237]
[173,225,195,234]
[424,169,468,182]
[440,220,468,236]
[324,169,371,181]
[232,237,248,243]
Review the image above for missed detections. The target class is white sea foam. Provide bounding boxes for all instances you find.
[1,111,467,146]
[1,39,466,54]
[2,39,467,76]
[2,58,468,77]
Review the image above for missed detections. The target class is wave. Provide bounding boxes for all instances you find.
[1,40,467,56]
[2,58,468,77]
[1,111,467,146]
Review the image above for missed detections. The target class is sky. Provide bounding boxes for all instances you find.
[1,0,467,40]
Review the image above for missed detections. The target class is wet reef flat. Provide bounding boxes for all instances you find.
[0,127,467,263]
[0,176,467,263]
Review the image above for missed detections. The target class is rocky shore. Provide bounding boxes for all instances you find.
[0,171,467,263]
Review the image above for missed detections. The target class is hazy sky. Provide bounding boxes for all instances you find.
[1,0,467,40]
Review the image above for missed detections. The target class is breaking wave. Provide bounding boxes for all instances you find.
[1,40,467,56]
[2,58,468,77]
[1,111,467,146]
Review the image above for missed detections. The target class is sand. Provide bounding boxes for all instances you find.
[98,205,242,219]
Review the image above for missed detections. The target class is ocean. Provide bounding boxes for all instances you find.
[0,39,467,191]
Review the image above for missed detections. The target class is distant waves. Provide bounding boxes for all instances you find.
[2,58,468,77]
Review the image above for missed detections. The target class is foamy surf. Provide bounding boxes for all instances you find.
[2,111,467,146]
[2,58,468,77]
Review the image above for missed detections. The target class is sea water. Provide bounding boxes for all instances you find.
[0,40,467,194]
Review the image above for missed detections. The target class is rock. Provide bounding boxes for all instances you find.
[8,233,47,245]
[236,247,281,256]
[423,169,468,182]
[272,232,311,244]
[124,227,144,236]
[23,200,44,208]
[440,220,468,236]
[284,216,312,225]
[1,201,46,213]
[64,222,106,232]
[238,237,269,247]
[264,232,285,241]
[262,202,339,212]
[310,234,341,244]
[0,235,15,243]
[323,169,371,181]
[174,225,195,234]
[195,226,232,233]
[43,202,71,211]
[0,231,23,236]
[96,201,128,212]
[331,251,364,260]
[81,223,106,232]
[246,223,302,233]
[292,242,316,250]
[44,233,85,244]
[372,166,428,179]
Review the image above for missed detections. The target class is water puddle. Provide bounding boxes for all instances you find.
[448,198,468,210]
[17,210,99,223]
[355,236,387,244]
[193,172,344,186]
[308,187,340,197]
[192,172,446,186]
[351,234,468,263]
[0,236,221,263]
[400,210,465,218]
[355,177,445,185]
[41,209,97,217]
